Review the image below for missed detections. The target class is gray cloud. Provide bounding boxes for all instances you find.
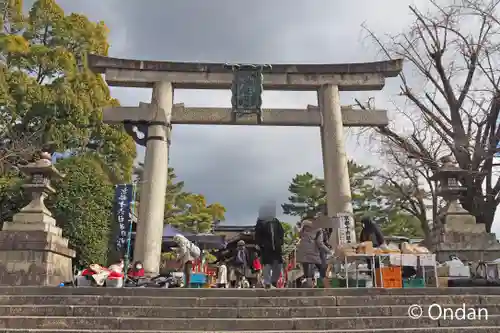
[31,0,495,232]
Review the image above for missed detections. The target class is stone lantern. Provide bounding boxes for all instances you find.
[431,156,468,201]
[429,156,500,262]
[0,152,75,286]
[430,156,482,232]
[7,152,64,227]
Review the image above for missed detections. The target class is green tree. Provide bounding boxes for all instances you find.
[0,171,24,228]
[282,160,423,239]
[280,222,293,246]
[50,154,115,266]
[282,161,379,220]
[282,173,324,218]
[162,167,186,222]
[379,212,424,239]
[167,193,226,234]
[0,0,135,179]
[0,0,136,264]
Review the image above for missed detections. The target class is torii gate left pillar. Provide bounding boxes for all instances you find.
[130,83,172,275]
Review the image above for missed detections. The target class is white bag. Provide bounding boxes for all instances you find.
[189,243,201,258]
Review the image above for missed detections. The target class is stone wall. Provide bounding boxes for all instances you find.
[430,227,500,262]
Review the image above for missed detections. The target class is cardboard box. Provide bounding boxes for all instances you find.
[438,277,449,288]
[356,241,374,255]
[437,265,449,277]
[336,244,357,258]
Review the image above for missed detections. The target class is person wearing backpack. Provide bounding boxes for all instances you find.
[254,202,285,289]
[296,219,332,288]
[232,240,251,288]
[173,234,201,288]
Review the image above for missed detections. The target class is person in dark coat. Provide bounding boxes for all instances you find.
[254,206,284,289]
[359,216,385,276]
[231,240,250,287]
[359,216,385,247]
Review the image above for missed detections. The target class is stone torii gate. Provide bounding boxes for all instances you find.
[88,55,402,275]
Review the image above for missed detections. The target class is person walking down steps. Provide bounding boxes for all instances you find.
[216,262,228,288]
[233,240,251,288]
[296,219,332,288]
[254,201,284,289]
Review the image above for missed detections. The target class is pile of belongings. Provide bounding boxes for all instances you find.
[77,262,124,287]
[437,256,470,278]
[335,243,357,257]
[335,241,401,257]
[373,243,400,255]
[400,242,430,254]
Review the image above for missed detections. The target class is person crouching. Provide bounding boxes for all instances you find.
[296,219,332,288]
[173,234,200,288]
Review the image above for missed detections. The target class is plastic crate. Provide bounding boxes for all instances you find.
[403,277,425,288]
[329,278,341,288]
[190,273,206,283]
[375,267,402,287]
[382,278,403,288]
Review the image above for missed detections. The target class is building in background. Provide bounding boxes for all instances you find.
[213,225,254,241]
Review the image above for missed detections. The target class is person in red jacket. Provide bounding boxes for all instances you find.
[127,261,145,278]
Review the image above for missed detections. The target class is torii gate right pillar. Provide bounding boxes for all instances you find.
[319,84,355,246]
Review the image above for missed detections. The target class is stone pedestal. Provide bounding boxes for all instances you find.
[0,155,75,286]
[429,201,500,262]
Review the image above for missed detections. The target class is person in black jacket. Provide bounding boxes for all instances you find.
[359,216,385,277]
[254,216,284,289]
[359,216,385,247]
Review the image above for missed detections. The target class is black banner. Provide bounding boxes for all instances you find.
[114,184,134,253]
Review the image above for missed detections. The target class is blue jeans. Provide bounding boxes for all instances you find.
[262,260,282,286]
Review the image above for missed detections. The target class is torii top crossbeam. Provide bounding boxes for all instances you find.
[88,55,402,91]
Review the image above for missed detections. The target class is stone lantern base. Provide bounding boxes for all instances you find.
[429,201,500,262]
[0,212,75,286]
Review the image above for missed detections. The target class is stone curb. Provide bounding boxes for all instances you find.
[2,287,500,297]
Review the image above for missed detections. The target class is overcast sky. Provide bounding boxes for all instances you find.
[26,0,500,234]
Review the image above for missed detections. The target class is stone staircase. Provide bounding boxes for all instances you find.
[0,287,499,332]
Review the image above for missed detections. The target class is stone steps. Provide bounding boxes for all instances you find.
[2,295,499,307]
[0,287,499,331]
[1,329,500,333]
[0,316,499,330]
[0,327,497,332]
[2,304,499,317]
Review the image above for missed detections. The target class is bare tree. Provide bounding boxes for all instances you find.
[361,0,500,232]
[357,98,449,241]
